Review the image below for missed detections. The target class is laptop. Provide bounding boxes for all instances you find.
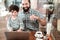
[5,32,29,40]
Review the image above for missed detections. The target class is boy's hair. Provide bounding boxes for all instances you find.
[9,5,19,12]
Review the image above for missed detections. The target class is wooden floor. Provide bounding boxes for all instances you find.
[0,17,6,40]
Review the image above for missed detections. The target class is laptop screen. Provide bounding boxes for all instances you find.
[5,32,29,40]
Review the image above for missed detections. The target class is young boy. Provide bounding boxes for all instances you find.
[7,5,21,32]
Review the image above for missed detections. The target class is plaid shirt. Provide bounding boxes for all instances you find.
[7,16,20,31]
[18,9,45,31]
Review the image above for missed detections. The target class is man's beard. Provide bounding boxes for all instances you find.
[23,7,30,12]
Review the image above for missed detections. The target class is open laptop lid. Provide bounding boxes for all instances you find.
[5,32,29,40]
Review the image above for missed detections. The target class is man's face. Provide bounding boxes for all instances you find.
[22,0,30,12]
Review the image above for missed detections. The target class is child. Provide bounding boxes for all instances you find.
[7,5,21,32]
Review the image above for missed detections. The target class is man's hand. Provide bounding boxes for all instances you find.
[30,15,39,20]
[30,15,46,26]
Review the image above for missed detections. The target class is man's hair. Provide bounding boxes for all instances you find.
[22,0,31,3]
[9,5,19,12]
[28,0,31,3]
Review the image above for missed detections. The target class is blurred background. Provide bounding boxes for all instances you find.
[0,0,60,40]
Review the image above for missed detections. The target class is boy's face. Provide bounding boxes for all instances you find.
[11,10,18,16]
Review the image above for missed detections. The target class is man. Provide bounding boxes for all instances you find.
[18,0,46,31]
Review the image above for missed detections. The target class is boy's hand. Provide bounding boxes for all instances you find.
[17,30,22,32]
